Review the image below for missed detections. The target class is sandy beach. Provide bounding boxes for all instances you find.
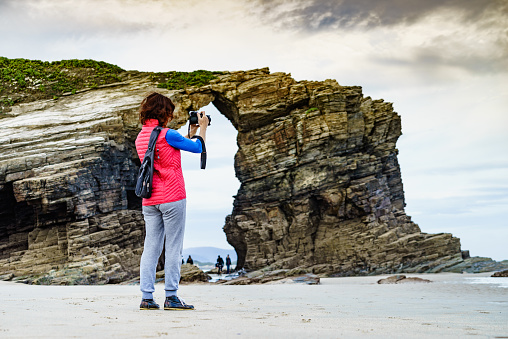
[1,273,507,338]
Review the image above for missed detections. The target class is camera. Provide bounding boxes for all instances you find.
[189,111,211,126]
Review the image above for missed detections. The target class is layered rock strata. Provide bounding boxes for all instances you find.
[0,76,160,283]
[0,66,466,283]
[176,69,462,275]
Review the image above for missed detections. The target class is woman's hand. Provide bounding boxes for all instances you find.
[198,111,209,129]
[197,111,208,143]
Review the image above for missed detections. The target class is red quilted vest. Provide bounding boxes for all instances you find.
[135,119,186,206]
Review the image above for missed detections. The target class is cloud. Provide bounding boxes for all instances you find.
[1,0,507,259]
[3,0,505,78]
[247,0,508,75]
[407,185,508,215]
[372,22,508,75]
[0,0,259,38]
[249,0,506,30]
[0,0,159,37]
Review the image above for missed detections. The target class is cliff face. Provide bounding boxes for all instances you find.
[0,66,462,283]
[0,75,156,283]
[175,69,461,275]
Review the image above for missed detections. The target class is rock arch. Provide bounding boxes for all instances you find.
[170,68,461,274]
[0,67,462,283]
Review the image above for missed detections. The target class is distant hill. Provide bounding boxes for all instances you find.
[182,247,237,264]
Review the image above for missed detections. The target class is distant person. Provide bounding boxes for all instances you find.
[225,254,232,274]
[136,92,209,311]
[186,255,194,265]
[216,255,224,275]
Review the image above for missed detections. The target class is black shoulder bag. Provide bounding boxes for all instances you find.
[135,126,162,198]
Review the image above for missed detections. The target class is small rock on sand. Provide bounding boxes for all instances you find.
[491,270,508,277]
[377,275,432,284]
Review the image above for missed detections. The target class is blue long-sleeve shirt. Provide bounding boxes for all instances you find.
[165,129,202,153]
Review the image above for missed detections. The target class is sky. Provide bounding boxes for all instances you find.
[1,0,507,260]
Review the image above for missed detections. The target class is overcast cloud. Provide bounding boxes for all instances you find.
[1,0,506,260]
[250,0,506,29]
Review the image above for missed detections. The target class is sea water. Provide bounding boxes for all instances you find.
[465,277,508,288]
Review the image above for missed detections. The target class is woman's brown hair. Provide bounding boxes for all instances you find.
[139,92,175,126]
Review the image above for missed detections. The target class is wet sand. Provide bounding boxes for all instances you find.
[1,273,507,338]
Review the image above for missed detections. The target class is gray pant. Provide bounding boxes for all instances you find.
[140,199,186,300]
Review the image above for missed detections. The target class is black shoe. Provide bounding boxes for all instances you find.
[164,296,194,310]
[140,298,160,310]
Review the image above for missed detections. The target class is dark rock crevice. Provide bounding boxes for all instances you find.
[0,182,35,260]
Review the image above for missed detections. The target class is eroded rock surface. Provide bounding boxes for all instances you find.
[0,66,473,283]
[0,76,161,283]
[179,264,211,283]
[492,270,508,277]
[175,68,462,275]
[377,275,431,284]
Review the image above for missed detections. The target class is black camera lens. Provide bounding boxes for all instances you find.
[189,111,211,126]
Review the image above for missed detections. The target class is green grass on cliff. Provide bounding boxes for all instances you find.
[0,57,224,114]
[0,57,124,113]
[153,70,223,90]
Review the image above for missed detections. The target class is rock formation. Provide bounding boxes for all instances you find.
[0,74,157,284]
[0,61,479,284]
[175,68,462,275]
[492,270,508,277]
[179,264,211,283]
[377,275,431,284]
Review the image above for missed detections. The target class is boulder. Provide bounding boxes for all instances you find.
[292,274,320,285]
[377,275,407,284]
[0,273,14,281]
[492,270,508,277]
[221,269,320,285]
[154,264,211,283]
[396,277,432,284]
[180,264,211,283]
[377,275,431,284]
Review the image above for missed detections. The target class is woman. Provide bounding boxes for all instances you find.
[135,92,208,310]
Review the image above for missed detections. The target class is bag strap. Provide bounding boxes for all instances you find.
[145,126,162,156]
[191,135,206,169]
[145,126,162,191]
